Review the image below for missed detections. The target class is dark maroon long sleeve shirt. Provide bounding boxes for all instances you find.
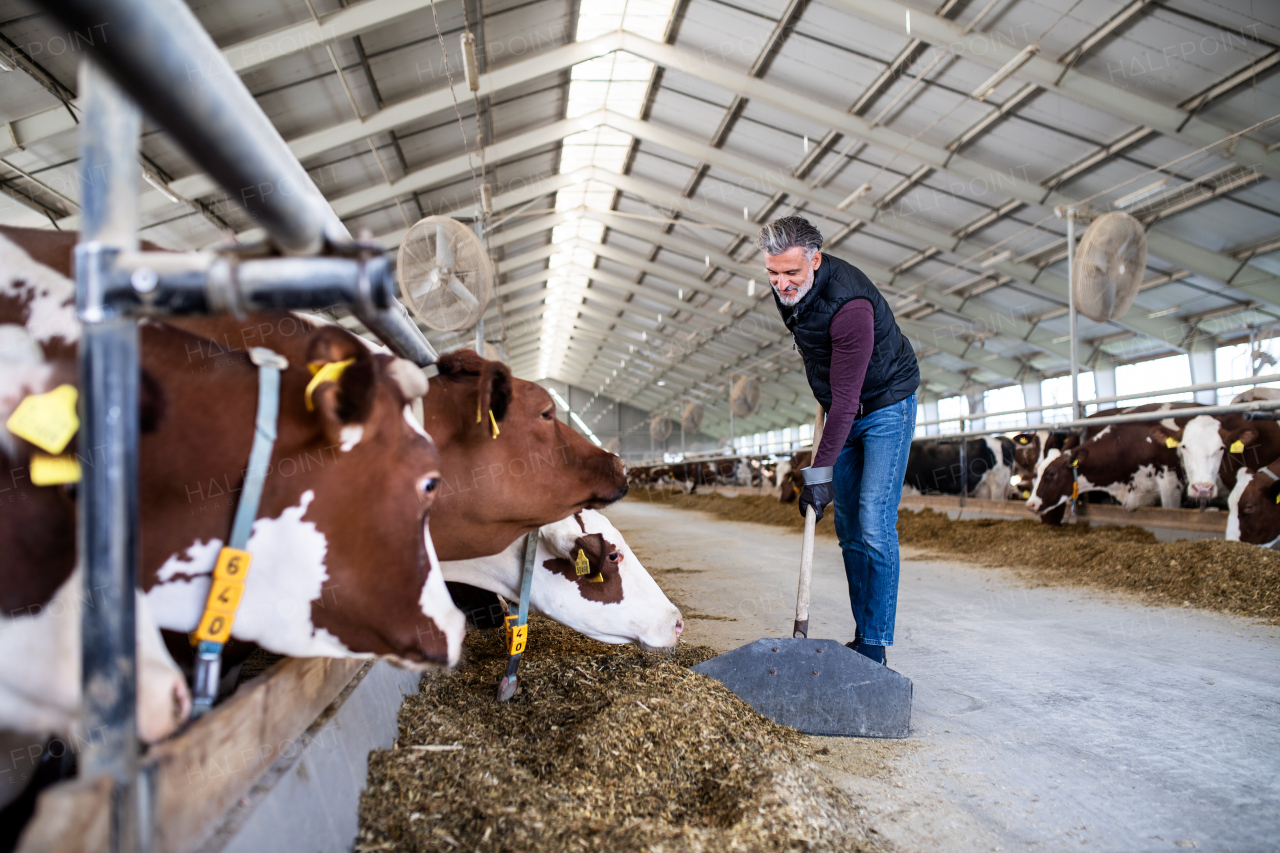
[812,299,875,468]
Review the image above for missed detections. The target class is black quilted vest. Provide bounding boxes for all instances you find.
[774,254,919,415]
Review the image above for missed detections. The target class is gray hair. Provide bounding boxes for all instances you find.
[756,216,823,258]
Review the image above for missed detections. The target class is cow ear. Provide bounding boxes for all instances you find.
[476,357,513,429]
[1148,424,1179,447]
[1072,447,1088,466]
[304,326,376,442]
[1229,428,1258,449]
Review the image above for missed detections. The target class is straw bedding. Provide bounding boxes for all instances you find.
[356,618,881,853]
[635,490,1280,623]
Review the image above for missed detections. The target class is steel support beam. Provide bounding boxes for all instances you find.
[825,0,1280,181]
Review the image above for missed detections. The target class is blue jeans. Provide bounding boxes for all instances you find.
[833,392,916,646]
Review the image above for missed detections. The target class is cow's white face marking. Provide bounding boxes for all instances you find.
[339,424,364,452]
[0,568,81,738]
[148,491,357,658]
[1026,449,1063,509]
[0,326,54,457]
[0,232,79,346]
[1225,472,1250,541]
[0,567,189,743]
[441,511,683,650]
[404,404,430,439]
[419,527,464,667]
[1177,415,1225,498]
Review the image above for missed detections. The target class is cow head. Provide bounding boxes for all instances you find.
[442,510,684,650]
[423,349,629,561]
[1226,465,1280,547]
[1026,447,1082,524]
[1011,432,1041,478]
[142,320,464,668]
[1154,415,1219,500]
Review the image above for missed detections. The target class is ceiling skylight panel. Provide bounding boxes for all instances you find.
[538,0,677,381]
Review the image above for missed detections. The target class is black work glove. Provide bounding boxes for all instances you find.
[798,466,834,521]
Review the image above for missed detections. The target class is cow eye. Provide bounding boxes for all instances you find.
[607,551,622,563]
[541,406,554,420]
[419,476,439,495]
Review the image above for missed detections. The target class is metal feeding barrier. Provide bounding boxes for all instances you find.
[33,0,441,849]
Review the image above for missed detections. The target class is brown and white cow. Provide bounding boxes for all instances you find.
[442,510,684,650]
[1010,429,1080,480]
[422,349,628,562]
[1154,413,1280,502]
[1226,457,1280,548]
[1026,404,1202,524]
[1,227,465,753]
[777,450,811,503]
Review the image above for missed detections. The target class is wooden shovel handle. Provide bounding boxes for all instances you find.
[793,504,816,638]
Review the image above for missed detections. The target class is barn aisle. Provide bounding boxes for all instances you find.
[605,498,1280,853]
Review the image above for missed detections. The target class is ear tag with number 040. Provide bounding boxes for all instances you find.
[574,548,591,576]
[1165,437,1180,449]
[1230,440,1245,454]
[6,385,79,455]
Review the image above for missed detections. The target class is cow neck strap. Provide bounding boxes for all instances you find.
[497,529,538,703]
[190,347,288,717]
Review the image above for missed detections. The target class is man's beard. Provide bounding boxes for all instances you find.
[776,271,815,306]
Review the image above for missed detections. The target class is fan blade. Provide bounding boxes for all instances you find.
[437,224,455,269]
[446,276,480,311]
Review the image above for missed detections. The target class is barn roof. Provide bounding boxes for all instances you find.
[2,0,1277,436]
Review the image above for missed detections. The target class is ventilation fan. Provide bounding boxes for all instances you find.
[650,416,673,443]
[681,401,704,434]
[731,376,761,418]
[397,216,494,331]
[1071,212,1146,323]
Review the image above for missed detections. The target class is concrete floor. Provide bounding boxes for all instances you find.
[604,498,1280,853]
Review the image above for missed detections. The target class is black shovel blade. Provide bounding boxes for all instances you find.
[691,638,912,738]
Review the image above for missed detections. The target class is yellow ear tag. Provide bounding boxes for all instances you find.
[1230,440,1245,454]
[489,409,501,439]
[1165,437,1180,449]
[574,548,591,576]
[1071,483,1079,500]
[1071,457,1079,468]
[588,573,604,583]
[304,359,356,411]
[30,452,81,486]
[6,384,79,455]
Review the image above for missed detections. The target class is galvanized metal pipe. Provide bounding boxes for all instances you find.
[75,59,141,851]
[1066,209,1080,422]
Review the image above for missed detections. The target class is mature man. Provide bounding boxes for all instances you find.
[758,216,919,665]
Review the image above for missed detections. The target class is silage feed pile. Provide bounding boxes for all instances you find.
[635,490,1280,623]
[897,509,1280,622]
[357,618,880,853]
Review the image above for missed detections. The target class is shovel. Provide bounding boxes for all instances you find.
[691,505,913,738]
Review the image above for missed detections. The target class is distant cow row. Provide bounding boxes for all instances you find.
[762,399,1280,548]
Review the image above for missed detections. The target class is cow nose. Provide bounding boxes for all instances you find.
[1191,483,1215,498]
[674,617,684,636]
